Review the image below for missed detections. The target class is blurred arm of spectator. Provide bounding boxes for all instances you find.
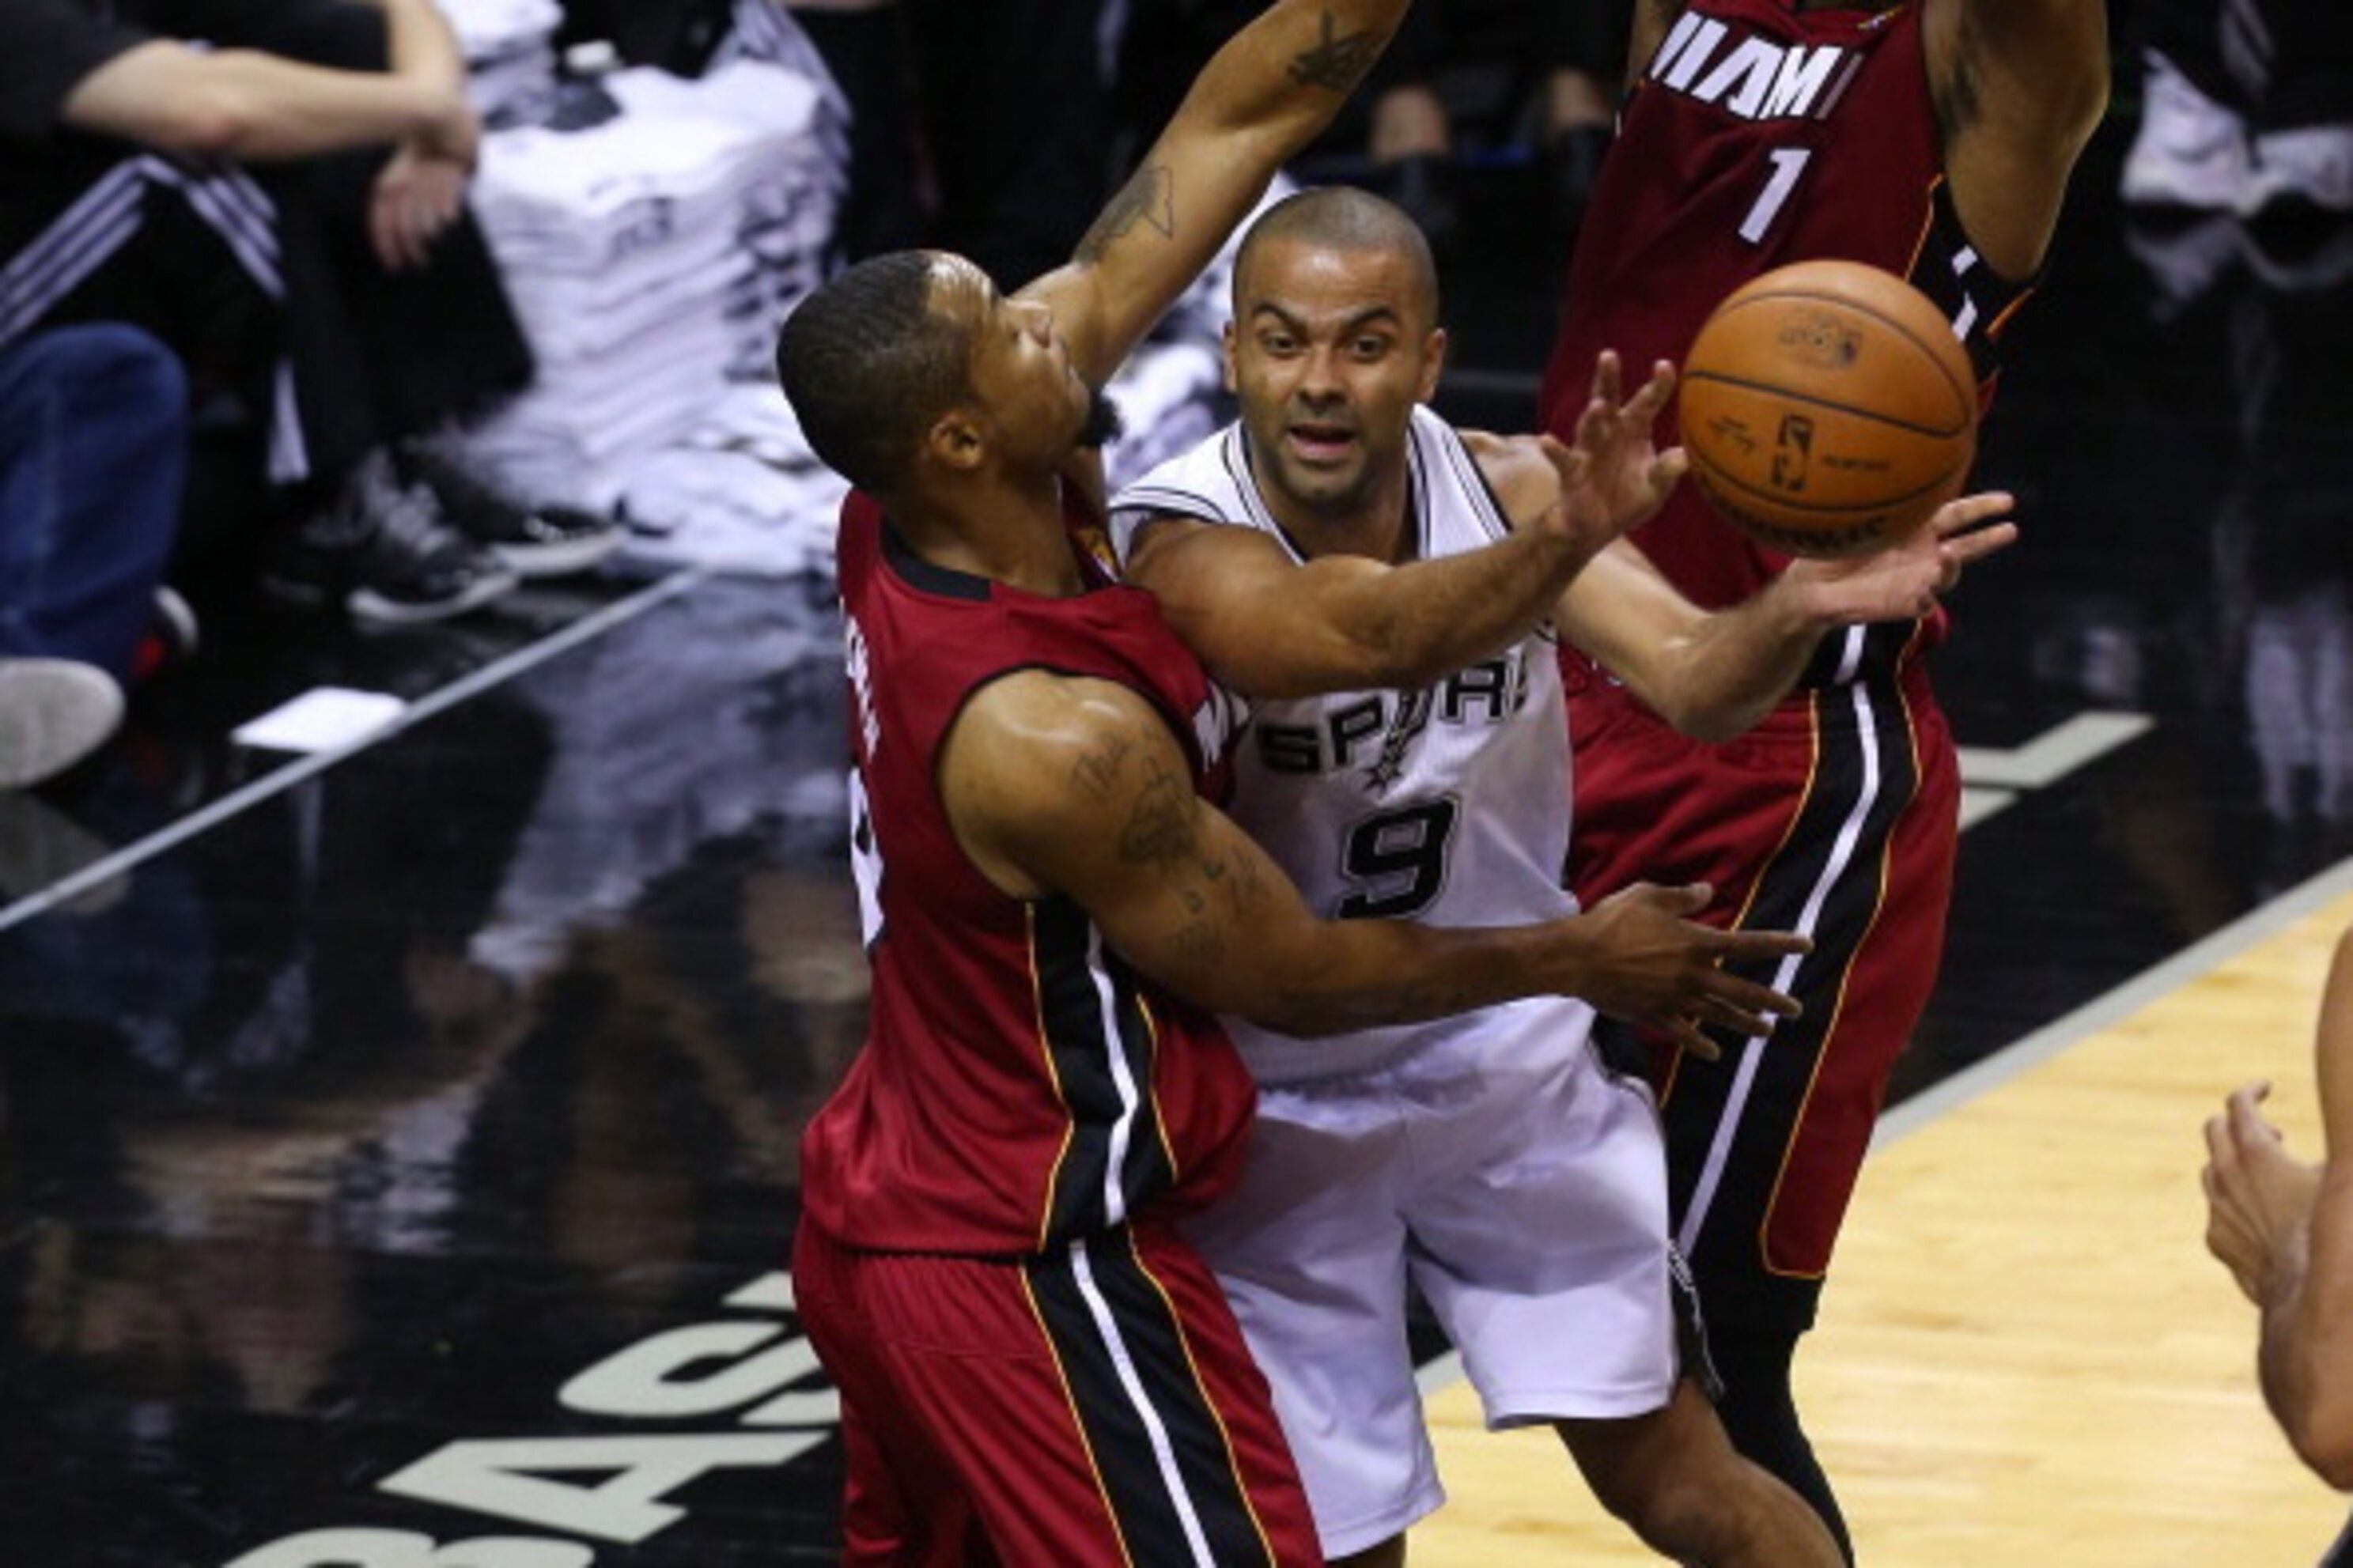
[365,0,480,270]
[2204,924,2353,1490]
[55,0,480,271]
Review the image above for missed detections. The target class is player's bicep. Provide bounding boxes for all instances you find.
[941,674,1321,1016]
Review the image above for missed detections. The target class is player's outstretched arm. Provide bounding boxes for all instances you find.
[2208,926,2353,1487]
[1122,352,1678,700]
[938,671,1802,1046]
[1929,0,2109,279]
[1025,0,1411,388]
[1558,489,2017,742]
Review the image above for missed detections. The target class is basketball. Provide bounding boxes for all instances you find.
[1676,259,1978,558]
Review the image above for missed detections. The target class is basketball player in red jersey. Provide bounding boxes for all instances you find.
[1537,0,2109,1555]
[774,5,1818,1562]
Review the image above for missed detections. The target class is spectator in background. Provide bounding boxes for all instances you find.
[0,323,187,790]
[0,0,619,628]
[1535,1,1629,233]
[2204,921,2353,1564]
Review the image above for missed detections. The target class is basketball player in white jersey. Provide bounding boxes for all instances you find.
[1108,185,2018,1566]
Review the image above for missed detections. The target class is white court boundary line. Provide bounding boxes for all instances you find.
[1417,853,2353,1400]
[1877,852,2353,1144]
[0,568,710,933]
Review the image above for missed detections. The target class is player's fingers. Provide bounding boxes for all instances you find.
[1642,879,1712,916]
[1701,972,1803,1024]
[2227,1082,2283,1142]
[1624,361,1678,421]
[1659,1017,1721,1062]
[2205,1109,2244,1168]
[1587,349,1624,406]
[1708,926,1812,964]
[1695,993,1780,1041]
[1650,448,1690,493]
[1931,490,2016,536]
[1941,520,2018,569]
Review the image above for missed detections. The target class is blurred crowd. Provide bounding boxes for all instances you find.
[2,0,2348,795]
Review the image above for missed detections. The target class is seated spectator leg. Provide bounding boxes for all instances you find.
[0,325,187,681]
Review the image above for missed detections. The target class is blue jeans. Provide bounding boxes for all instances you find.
[0,324,187,678]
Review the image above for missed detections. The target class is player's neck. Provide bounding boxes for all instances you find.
[895,468,1089,596]
[1258,463,1417,568]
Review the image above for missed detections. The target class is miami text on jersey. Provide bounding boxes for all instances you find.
[1644,13,1866,123]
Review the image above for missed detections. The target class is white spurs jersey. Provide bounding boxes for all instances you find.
[1111,407,1589,1084]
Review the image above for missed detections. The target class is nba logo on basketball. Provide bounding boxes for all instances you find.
[1772,414,1814,493]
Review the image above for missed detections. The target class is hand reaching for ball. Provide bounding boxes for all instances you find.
[1780,489,2019,627]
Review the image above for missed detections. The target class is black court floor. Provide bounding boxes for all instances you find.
[4,116,2351,1566]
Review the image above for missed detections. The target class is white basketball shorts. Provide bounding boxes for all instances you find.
[1182,998,1676,1557]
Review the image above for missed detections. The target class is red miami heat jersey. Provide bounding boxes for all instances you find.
[1540,0,2030,625]
[804,489,1255,1257]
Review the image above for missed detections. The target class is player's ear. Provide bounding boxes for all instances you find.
[925,406,986,474]
[1417,327,1448,403]
[1220,318,1240,394]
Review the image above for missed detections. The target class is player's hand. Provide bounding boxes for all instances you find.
[1571,881,1807,1061]
[370,142,471,272]
[1531,350,1689,556]
[1782,489,2018,626]
[2204,1079,2324,1305]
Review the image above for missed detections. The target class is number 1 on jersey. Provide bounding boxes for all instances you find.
[1738,148,1814,244]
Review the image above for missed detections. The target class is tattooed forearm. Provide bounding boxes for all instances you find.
[1075,163,1176,263]
[1288,11,1385,94]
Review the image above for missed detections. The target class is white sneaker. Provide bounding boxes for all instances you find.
[0,658,124,789]
[2122,50,2253,210]
[2243,125,2353,215]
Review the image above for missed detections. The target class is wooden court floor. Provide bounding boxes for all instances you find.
[1419,874,2353,1566]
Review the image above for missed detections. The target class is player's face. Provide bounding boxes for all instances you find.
[934,255,1093,468]
[1225,239,1444,520]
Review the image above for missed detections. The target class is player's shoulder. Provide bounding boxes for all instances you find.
[1460,428,1557,523]
[956,669,1174,779]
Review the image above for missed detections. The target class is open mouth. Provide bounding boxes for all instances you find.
[1286,421,1356,463]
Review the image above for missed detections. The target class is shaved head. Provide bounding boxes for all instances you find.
[1233,187,1441,326]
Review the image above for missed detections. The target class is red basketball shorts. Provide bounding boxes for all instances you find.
[791,1217,1322,1566]
[1564,655,1958,1329]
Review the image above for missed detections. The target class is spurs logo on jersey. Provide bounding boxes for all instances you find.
[1644,12,1865,123]
[1255,649,1534,785]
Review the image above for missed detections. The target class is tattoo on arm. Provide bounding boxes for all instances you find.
[1288,11,1385,93]
[1076,163,1176,263]
[1117,750,1199,867]
[1069,733,1133,801]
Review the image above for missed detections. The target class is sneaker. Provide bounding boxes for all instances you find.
[0,658,124,788]
[401,445,625,579]
[2242,125,2353,217]
[264,451,519,625]
[2122,51,2252,210]
[127,584,200,685]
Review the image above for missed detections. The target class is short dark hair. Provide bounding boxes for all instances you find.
[776,251,974,494]
[1233,186,1442,323]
